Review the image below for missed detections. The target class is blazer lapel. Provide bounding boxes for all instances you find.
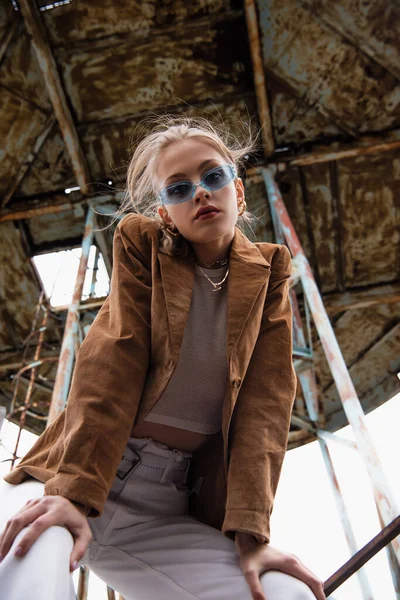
[158,251,195,361]
[226,228,271,362]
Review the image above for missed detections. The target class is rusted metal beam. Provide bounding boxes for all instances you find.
[1,117,56,208]
[278,139,400,167]
[263,166,400,565]
[47,207,95,424]
[319,436,373,599]
[0,194,120,223]
[244,0,274,156]
[324,516,400,597]
[324,283,400,316]
[18,0,91,195]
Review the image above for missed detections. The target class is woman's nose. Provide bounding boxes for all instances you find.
[193,185,210,203]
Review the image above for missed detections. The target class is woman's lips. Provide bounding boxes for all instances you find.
[196,210,220,221]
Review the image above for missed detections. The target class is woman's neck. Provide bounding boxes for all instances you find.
[190,232,234,268]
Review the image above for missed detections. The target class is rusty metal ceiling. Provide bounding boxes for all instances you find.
[0,0,399,442]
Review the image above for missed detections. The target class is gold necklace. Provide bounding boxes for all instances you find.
[197,267,229,292]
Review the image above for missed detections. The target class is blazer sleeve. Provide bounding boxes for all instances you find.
[7,214,152,516]
[222,244,296,543]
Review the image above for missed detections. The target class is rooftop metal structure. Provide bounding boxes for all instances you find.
[0,0,399,597]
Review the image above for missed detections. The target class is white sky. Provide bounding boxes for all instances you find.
[0,250,399,599]
[1,394,399,599]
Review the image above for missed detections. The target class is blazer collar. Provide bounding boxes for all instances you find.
[158,227,271,362]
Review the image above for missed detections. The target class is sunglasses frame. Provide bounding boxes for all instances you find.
[158,164,237,206]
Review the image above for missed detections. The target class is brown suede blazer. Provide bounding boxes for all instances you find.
[4,212,296,543]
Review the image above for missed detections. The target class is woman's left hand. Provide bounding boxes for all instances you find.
[235,533,326,600]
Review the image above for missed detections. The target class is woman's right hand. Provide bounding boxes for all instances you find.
[0,495,92,572]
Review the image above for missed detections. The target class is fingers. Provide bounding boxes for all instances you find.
[0,503,47,560]
[243,569,266,600]
[70,529,92,573]
[279,555,326,600]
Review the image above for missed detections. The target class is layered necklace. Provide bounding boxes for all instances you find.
[196,257,230,292]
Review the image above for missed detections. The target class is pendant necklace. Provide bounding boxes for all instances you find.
[197,266,229,292]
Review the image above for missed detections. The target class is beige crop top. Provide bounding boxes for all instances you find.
[143,264,229,434]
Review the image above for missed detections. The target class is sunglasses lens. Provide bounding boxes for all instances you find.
[203,165,234,190]
[163,182,193,204]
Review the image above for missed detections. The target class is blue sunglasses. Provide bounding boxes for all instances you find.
[158,164,237,205]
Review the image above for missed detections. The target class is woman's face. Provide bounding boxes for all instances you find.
[156,138,244,250]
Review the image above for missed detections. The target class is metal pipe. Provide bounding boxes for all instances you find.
[47,207,95,424]
[324,515,400,597]
[278,139,400,167]
[244,0,274,156]
[262,166,400,564]
[318,436,374,599]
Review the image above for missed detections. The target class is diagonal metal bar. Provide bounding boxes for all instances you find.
[262,165,400,568]
[18,0,91,195]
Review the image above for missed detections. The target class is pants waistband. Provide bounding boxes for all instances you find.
[116,437,192,486]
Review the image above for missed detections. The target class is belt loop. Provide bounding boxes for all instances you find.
[160,452,175,484]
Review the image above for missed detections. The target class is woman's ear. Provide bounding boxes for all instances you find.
[157,205,174,226]
[235,177,245,203]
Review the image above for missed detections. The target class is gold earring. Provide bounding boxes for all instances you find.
[238,199,247,217]
[165,225,181,237]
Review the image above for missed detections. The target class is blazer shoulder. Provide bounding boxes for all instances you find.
[116,213,160,258]
[255,242,292,277]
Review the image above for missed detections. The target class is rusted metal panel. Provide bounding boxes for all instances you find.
[0,222,43,350]
[0,90,47,198]
[27,204,87,246]
[57,16,252,122]
[301,0,400,81]
[338,151,399,287]
[315,303,400,393]
[16,125,75,197]
[323,322,400,429]
[40,0,234,47]
[302,163,337,292]
[257,0,400,134]
[81,95,258,182]
[269,78,341,145]
[0,26,52,112]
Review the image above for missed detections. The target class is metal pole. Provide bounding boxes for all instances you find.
[324,516,400,597]
[318,436,374,599]
[262,166,400,564]
[47,208,95,425]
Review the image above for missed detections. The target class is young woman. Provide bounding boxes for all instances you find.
[0,117,325,600]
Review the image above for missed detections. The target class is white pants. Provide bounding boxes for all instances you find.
[0,437,315,600]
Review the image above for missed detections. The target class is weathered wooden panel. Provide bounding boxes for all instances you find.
[257,0,400,134]
[0,222,42,351]
[57,17,252,122]
[269,78,341,145]
[0,90,47,198]
[302,163,337,292]
[40,0,235,47]
[338,151,399,287]
[0,27,52,112]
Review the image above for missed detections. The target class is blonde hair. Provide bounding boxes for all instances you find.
[114,114,258,256]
